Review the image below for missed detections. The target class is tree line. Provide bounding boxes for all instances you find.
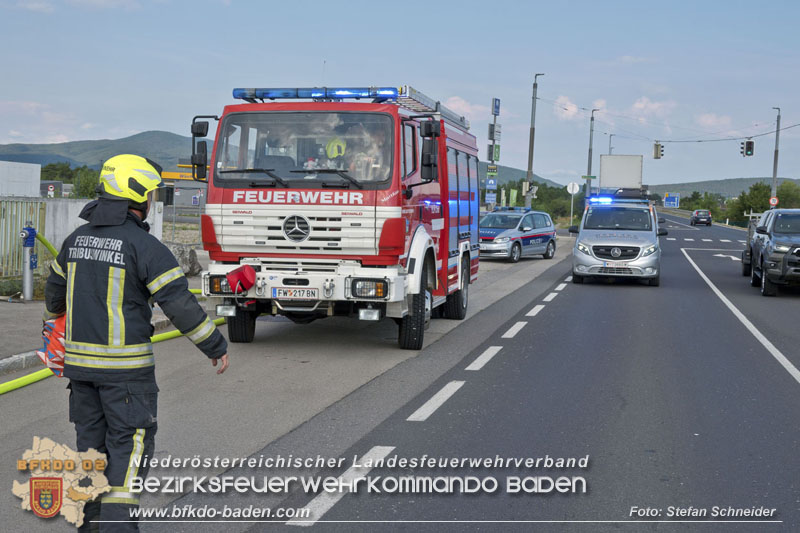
[42,162,99,198]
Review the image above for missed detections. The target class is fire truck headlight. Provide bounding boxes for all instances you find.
[209,275,234,295]
[352,279,388,299]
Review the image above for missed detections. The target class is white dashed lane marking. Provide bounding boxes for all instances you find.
[543,292,558,302]
[720,239,731,243]
[406,381,465,421]
[526,304,545,317]
[667,237,676,241]
[565,276,573,282]
[702,239,712,242]
[684,238,695,242]
[555,283,567,291]
[502,321,528,338]
[466,346,503,371]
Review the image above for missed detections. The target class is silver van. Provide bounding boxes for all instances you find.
[568,198,667,286]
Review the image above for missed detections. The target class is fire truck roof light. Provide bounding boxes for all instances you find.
[233,87,400,101]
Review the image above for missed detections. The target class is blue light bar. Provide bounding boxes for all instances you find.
[589,197,613,204]
[232,87,400,101]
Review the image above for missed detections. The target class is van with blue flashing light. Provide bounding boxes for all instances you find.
[189,86,480,350]
[569,195,667,286]
[479,207,557,262]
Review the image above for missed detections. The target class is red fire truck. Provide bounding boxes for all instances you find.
[191,86,480,349]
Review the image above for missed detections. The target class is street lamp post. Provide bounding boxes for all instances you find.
[608,133,614,155]
[525,73,544,208]
[585,108,599,196]
[771,107,781,206]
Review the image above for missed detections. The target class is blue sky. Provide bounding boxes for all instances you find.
[1,0,798,187]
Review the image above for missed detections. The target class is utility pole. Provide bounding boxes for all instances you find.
[525,73,544,209]
[608,133,614,155]
[771,107,781,206]
[585,108,599,196]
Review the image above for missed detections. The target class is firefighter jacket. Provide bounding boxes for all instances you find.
[45,199,227,381]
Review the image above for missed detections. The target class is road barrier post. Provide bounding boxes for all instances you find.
[19,222,37,302]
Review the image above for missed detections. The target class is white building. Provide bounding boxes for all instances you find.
[0,161,41,197]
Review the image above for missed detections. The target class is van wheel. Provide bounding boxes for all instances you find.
[648,275,660,287]
[750,256,761,287]
[227,308,257,343]
[760,265,777,296]
[399,267,431,350]
[443,258,469,320]
[741,253,751,276]
[572,274,584,284]
[509,243,522,263]
[543,240,556,259]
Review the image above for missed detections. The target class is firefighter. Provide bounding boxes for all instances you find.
[44,154,229,531]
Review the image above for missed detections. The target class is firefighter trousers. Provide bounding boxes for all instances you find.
[68,379,158,532]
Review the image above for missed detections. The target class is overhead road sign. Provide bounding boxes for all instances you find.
[664,193,680,208]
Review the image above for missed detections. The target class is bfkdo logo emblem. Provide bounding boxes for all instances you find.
[30,477,62,518]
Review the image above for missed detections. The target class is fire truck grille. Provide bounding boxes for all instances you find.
[217,206,388,256]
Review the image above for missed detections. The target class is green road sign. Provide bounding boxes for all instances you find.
[581,175,596,180]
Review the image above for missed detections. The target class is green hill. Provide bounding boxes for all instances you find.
[648,177,800,198]
[0,131,192,171]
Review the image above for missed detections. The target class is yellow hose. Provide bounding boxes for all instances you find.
[0,319,225,395]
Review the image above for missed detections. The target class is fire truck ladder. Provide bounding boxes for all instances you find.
[232,86,470,131]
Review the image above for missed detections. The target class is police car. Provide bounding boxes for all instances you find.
[479,207,557,262]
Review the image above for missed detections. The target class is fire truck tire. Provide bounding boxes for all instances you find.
[442,257,469,320]
[228,308,257,343]
[398,266,430,350]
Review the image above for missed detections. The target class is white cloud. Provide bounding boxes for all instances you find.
[618,55,651,64]
[67,0,140,9]
[443,96,489,121]
[630,96,676,118]
[8,130,23,138]
[81,122,95,129]
[16,1,55,13]
[0,100,79,144]
[695,113,732,129]
[554,95,580,121]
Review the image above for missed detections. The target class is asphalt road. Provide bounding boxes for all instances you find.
[4,216,799,531]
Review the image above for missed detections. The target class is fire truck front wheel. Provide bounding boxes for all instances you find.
[398,267,431,350]
[228,308,258,343]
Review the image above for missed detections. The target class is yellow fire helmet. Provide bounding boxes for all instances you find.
[99,154,164,204]
[325,137,347,159]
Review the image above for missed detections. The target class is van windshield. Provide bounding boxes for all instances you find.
[214,112,393,186]
[584,207,652,231]
[773,213,800,234]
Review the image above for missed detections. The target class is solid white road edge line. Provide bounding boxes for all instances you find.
[502,321,528,338]
[286,445,395,526]
[543,292,558,302]
[406,381,466,422]
[466,346,503,371]
[526,304,545,317]
[681,248,800,386]
[555,283,567,291]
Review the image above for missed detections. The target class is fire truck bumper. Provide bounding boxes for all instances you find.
[202,261,410,318]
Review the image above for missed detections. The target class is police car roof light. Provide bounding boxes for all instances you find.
[589,197,614,204]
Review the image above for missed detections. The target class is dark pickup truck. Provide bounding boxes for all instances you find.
[741,208,800,296]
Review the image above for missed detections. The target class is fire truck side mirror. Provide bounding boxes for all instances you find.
[420,121,441,138]
[192,141,208,181]
[192,121,209,138]
[420,139,438,182]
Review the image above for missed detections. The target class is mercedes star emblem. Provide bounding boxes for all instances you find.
[610,247,622,258]
[283,215,311,243]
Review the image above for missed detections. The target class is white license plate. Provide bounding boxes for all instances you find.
[603,261,628,268]
[271,288,319,299]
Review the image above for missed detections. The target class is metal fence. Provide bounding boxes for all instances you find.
[0,198,47,279]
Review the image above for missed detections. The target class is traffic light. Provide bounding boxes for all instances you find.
[653,142,662,159]
[745,140,754,156]
[740,141,745,156]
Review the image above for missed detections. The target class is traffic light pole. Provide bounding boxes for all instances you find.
[771,107,781,206]
[525,73,544,209]
[585,109,599,197]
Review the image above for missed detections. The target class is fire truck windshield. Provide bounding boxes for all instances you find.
[214,112,393,186]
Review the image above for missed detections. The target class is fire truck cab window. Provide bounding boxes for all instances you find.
[215,112,393,186]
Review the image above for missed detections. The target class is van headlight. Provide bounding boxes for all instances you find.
[642,244,658,257]
[576,242,591,256]
[494,236,510,243]
[774,243,791,253]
